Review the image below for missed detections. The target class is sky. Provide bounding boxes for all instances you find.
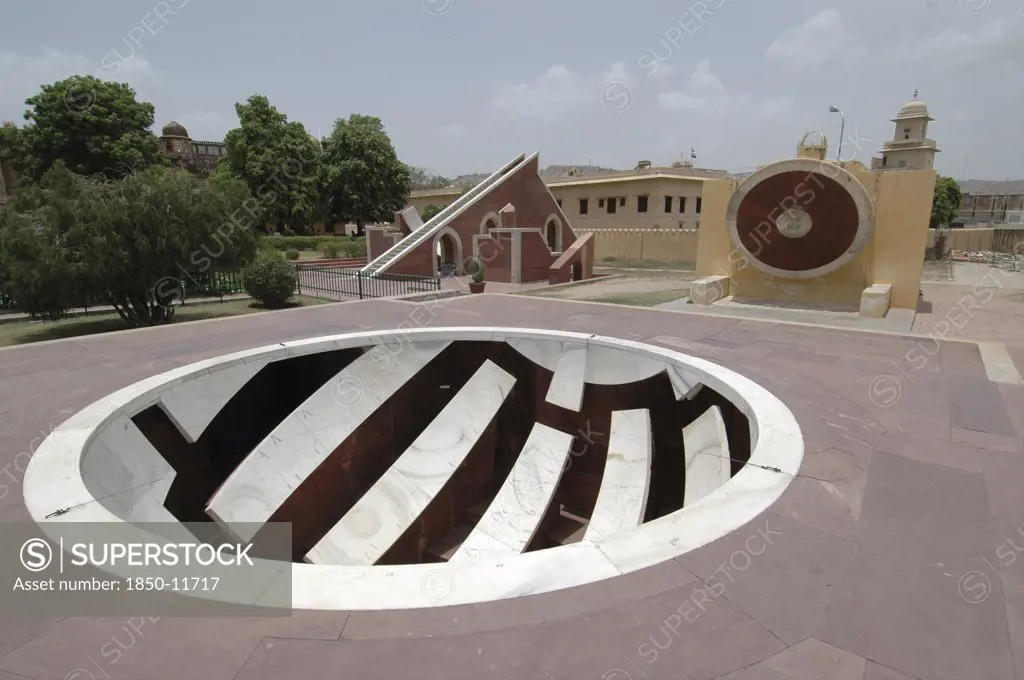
[1,0,1021,180]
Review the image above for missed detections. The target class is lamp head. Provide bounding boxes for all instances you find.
[829,106,840,113]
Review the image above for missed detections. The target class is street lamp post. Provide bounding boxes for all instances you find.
[829,106,845,161]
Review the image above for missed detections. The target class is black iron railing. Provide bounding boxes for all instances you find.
[294,265,442,300]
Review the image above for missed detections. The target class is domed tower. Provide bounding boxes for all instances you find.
[159,121,193,165]
[877,93,939,170]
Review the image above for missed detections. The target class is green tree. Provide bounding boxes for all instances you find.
[321,114,410,235]
[421,204,443,221]
[221,95,323,234]
[0,162,255,326]
[409,166,452,190]
[13,76,163,184]
[931,175,963,228]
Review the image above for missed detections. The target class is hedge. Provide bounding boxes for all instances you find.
[258,235,366,258]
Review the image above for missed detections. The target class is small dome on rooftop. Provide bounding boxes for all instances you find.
[896,100,929,119]
[161,121,189,138]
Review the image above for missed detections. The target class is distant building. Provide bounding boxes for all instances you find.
[871,96,939,171]
[407,157,728,231]
[957,193,1024,225]
[158,121,227,175]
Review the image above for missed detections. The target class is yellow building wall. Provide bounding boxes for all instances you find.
[549,177,705,230]
[861,168,936,309]
[577,229,700,263]
[695,178,739,278]
[406,191,462,217]
[696,164,936,311]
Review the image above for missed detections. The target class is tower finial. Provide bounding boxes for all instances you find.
[913,88,919,99]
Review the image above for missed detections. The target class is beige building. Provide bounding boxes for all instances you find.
[407,159,727,230]
[871,95,939,171]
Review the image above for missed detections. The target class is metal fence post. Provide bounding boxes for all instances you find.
[358,271,365,300]
[295,265,302,297]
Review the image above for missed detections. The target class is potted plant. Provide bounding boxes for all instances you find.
[468,258,486,293]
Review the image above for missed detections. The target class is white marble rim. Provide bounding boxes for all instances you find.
[22,327,803,611]
[725,158,875,280]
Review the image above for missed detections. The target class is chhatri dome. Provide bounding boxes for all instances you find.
[892,90,933,122]
[160,121,189,138]
[872,90,938,171]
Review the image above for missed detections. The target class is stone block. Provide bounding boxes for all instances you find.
[859,284,891,318]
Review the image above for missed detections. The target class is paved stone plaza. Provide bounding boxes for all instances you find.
[2,292,1023,680]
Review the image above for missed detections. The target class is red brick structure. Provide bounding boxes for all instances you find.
[364,153,593,284]
[159,121,226,175]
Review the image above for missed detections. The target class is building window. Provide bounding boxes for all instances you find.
[696,197,702,214]
[898,160,907,168]
[637,195,648,213]
[882,156,888,167]
[679,197,686,214]
[664,196,673,213]
[607,198,617,215]
[695,220,700,229]
[619,197,625,207]
[580,198,589,215]
[598,198,605,208]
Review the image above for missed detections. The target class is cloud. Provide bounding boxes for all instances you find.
[0,48,160,123]
[889,8,1023,67]
[174,111,235,140]
[765,9,864,73]
[658,60,792,120]
[488,65,592,121]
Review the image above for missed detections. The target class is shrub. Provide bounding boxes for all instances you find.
[469,258,486,283]
[243,252,296,308]
[421,204,443,221]
[285,248,300,260]
[320,241,342,259]
[0,162,255,325]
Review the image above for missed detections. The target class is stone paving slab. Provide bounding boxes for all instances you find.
[0,293,1022,679]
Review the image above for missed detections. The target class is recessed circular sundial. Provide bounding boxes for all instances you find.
[24,327,802,611]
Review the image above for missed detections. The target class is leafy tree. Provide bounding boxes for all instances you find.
[409,166,452,190]
[221,95,323,234]
[931,175,963,228]
[421,204,443,221]
[13,75,163,184]
[321,114,410,235]
[0,162,255,326]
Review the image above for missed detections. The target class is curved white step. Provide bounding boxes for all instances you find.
[584,409,652,541]
[306,360,516,566]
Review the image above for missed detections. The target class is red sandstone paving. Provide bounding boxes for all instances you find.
[1,294,1023,679]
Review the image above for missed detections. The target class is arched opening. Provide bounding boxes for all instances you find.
[436,233,458,276]
[433,227,463,277]
[545,220,558,251]
[571,261,583,281]
[479,212,500,235]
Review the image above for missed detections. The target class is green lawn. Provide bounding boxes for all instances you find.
[579,289,690,307]
[0,296,327,348]
[595,258,696,271]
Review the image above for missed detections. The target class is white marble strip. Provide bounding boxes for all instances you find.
[682,406,732,507]
[978,342,1021,386]
[505,337,564,372]
[81,415,177,523]
[206,341,451,540]
[668,365,703,400]
[159,359,271,442]
[546,343,588,411]
[585,345,667,385]
[584,409,652,541]
[306,360,516,566]
[450,423,574,563]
